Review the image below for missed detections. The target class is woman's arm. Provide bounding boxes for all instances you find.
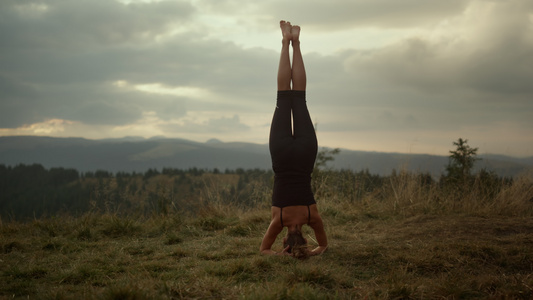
[260,220,284,255]
[308,213,328,256]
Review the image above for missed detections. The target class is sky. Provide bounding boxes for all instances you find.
[1,0,532,157]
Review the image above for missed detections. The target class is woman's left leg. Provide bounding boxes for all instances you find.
[290,25,306,92]
[290,25,315,141]
[290,25,318,170]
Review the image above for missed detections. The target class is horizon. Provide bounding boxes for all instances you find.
[2,134,532,159]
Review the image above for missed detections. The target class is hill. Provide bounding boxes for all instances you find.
[1,136,531,177]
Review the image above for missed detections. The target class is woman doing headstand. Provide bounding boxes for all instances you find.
[260,21,328,258]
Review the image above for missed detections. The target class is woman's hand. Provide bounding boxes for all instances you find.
[278,245,291,256]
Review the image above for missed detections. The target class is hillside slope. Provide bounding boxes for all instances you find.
[1,136,531,177]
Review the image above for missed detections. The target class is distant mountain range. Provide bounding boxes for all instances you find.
[1,136,532,178]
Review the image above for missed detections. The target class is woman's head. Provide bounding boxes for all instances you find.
[283,229,309,260]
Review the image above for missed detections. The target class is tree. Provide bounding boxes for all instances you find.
[312,148,340,194]
[445,138,480,184]
[314,148,341,171]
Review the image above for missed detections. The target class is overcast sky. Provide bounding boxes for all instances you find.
[1,0,532,157]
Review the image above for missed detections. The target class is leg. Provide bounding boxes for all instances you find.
[290,28,317,170]
[269,90,294,173]
[290,26,313,140]
[291,92,318,173]
[271,20,294,141]
[277,21,292,91]
[269,91,293,143]
[292,91,315,140]
[270,21,296,171]
[291,26,306,91]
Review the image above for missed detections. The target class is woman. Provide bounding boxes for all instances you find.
[260,21,328,258]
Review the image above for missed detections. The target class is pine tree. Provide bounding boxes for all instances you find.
[445,138,479,184]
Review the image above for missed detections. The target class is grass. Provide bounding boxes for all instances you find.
[1,172,533,299]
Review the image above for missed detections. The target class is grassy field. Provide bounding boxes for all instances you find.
[1,172,533,299]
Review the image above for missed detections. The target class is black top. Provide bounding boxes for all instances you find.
[271,173,316,208]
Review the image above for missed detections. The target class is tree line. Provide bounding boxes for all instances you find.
[0,163,277,220]
[0,139,513,221]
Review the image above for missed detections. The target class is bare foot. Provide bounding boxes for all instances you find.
[280,20,292,43]
[291,25,300,43]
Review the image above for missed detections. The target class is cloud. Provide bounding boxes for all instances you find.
[344,0,533,97]
[159,113,250,136]
[193,0,468,30]
[323,0,533,145]
[0,75,43,127]
[0,0,532,156]
[1,0,195,48]
[246,0,468,29]
[207,115,250,132]
[0,0,276,129]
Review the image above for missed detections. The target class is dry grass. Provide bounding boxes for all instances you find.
[1,173,533,299]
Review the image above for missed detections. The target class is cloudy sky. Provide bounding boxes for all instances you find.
[1,0,532,157]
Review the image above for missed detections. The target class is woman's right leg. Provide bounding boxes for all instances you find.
[272,21,293,139]
[271,21,293,141]
[277,20,292,92]
[271,20,293,141]
[270,21,294,166]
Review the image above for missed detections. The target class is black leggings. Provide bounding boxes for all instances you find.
[269,90,318,177]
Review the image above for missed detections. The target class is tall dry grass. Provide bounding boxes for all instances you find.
[313,169,533,218]
[1,170,533,299]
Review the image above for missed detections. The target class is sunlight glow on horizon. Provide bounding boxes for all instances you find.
[113,80,212,98]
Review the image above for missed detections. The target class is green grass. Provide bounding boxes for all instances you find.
[1,173,533,299]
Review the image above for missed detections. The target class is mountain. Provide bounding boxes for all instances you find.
[0,136,271,173]
[1,136,531,177]
[332,151,532,178]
